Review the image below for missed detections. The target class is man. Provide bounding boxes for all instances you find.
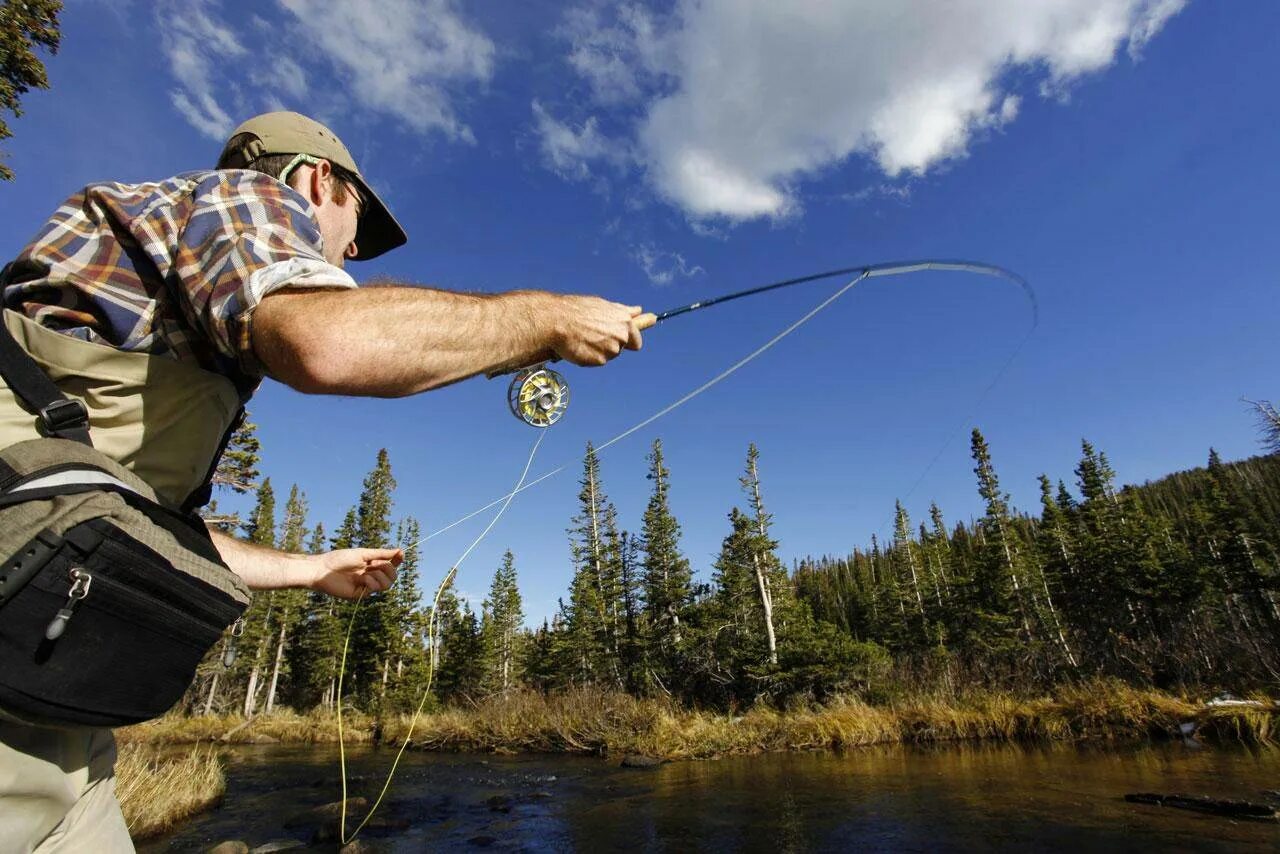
[0,111,644,851]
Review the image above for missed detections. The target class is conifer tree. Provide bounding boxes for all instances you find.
[264,485,309,713]
[288,513,356,710]
[384,518,429,711]
[740,444,783,665]
[213,414,261,494]
[349,450,397,709]
[481,550,524,694]
[639,439,693,687]
[565,442,623,686]
[238,478,276,715]
[965,429,1032,666]
[892,500,928,647]
[437,599,485,702]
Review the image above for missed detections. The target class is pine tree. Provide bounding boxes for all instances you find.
[348,450,397,710]
[288,514,355,710]
[384,518,429,711]
[238,478,277,716]
[639,439,692,689]
[213,413,261,494]
[264,485,309,713]
[565,442,623,687]
[892,500,928,647]
[740,444,782,666]
[481,550,524,694]
[437,596,485,702]
[964,429,1032,670]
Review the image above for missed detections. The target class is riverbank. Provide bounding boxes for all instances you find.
[115,743,224,840]
[119,681,1277,759]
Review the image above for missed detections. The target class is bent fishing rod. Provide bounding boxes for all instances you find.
[491,259,1035,428]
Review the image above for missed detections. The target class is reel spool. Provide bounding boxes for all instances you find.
[508,364,570,427]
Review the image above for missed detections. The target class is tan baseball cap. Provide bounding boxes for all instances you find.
[216,111,407,261]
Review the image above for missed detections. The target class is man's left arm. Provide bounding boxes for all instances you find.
[209,529,402,599]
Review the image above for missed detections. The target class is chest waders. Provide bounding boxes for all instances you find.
[0,303,252,727]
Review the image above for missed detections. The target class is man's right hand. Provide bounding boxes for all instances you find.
[544,294,645,367]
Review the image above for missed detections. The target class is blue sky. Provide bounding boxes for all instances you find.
[3,1,1276,622]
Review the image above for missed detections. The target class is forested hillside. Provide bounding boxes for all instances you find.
[188,418,1279,717]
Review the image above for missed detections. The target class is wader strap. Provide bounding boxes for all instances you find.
[0,263,92,447]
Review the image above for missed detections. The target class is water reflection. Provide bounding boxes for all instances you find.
[144,741,1279,852]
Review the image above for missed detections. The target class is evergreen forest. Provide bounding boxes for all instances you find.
[190,407,1280,718]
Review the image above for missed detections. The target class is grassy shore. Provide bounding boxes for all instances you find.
[115,743,225,840]
[120,681,1277,760]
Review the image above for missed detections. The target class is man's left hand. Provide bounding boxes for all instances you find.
[309,547,403,599]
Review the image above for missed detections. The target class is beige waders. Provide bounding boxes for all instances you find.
[0,309,241,851]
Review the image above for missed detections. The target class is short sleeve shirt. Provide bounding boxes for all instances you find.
[1,169,357,395]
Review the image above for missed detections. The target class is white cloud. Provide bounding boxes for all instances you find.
[631,243,704,286]
[531,101,618,182]
[560,3,674,105]
[554,0,1188,221]
[158,0,246,140]
[277,0,494,142]
[157,0,494,143]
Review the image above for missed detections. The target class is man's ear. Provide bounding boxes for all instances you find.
[307,160,334,206]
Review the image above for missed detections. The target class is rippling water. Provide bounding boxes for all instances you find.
[141,740,1280,852]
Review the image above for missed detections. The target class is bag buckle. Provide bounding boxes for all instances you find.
[39,398,89,434]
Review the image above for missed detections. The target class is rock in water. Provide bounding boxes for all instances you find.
[283,797,370,828]
[1125,793,1278,822]
[207,844,249,854]
[249,842,306,853]
[620,754,662,768]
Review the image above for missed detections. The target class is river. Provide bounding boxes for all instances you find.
[140,740,1279,851]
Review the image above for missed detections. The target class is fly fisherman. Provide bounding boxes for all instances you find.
[0,111,644,851]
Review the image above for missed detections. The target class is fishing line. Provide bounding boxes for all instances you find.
[337,258,1036,840]
[336,429,546,844]
[417,259,1036,546]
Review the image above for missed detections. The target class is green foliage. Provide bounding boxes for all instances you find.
[0,0,60,180]
[213,415,261,494]
[481,550,525,695]
[640,439,692,689]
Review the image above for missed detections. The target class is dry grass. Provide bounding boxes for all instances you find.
[118,707,378,746]
[115,743,225,841]
[121,681,1276,761]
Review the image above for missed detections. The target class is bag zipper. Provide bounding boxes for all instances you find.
[42,566,240,645]
[44,568,91,640]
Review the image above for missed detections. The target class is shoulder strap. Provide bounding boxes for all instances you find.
[0,262,93,446]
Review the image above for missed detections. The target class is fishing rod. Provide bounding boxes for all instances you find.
[494,259,1034,428]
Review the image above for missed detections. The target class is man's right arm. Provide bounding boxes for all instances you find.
[251,285,644,396]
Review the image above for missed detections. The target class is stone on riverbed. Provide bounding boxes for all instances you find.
[620,754,663,769]
[249,841,306,853]
[206,843,248,854]
[1125,792,1278,821]
[283,797,369,828]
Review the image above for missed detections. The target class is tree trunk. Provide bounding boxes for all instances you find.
[265,615,289,715]
[203,671,220,716]
[752,553,778,665]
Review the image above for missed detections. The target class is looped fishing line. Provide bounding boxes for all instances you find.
[336,430,545,844]
[334,259,1037,841]
[417,259,1037,547]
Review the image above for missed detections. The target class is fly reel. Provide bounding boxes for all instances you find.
[507,364,570,427]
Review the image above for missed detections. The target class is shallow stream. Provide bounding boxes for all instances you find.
[140,740,1279,851]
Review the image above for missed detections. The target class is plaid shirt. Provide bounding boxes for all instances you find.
[2,169,356,394]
